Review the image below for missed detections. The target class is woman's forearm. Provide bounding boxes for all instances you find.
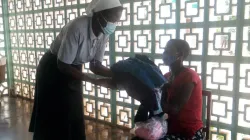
[164,104,180,115]
[95,78,117,89]
[164,96,187,115]
[57,60,95,83]
[90,60,113,77]
[92,65,113,77]
[164,83,194,115]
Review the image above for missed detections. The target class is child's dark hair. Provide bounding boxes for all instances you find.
[167,39,191,59]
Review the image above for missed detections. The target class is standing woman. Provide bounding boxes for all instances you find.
[29,0,123,140]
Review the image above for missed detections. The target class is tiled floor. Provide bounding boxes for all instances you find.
[0,97,132,140]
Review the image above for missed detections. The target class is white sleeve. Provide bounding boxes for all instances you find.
[57,25,81,64]
[93,37,108,62]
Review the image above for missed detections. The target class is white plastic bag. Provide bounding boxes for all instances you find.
[134,116,168,140]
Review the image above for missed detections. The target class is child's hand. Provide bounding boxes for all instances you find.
[163,113,168,120]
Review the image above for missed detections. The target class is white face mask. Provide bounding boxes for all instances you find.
[100,21,116,35]
[98,14,117,35]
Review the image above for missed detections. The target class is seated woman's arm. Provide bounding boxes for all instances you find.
[163,82,194,115]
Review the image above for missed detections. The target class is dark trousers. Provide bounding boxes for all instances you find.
[134,105,154,123]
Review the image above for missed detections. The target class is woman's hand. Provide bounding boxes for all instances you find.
[57,59,96,82]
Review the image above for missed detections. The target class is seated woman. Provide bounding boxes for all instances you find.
[161,39,203,140]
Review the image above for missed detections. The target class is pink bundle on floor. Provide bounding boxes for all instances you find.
[134,117,167,140]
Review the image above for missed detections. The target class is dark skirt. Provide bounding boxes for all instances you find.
[29,51,85,140]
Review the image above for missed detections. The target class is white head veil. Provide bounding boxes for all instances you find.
[86,0,122,17]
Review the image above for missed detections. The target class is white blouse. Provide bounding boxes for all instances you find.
[50,16,109,65]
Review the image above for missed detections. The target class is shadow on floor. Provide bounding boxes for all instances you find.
[0,97,132,140]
